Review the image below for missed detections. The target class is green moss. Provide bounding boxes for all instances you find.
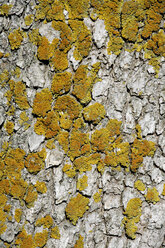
[33,88,53,117]
[65,193,89,225]
[123,198,142,239]
[145,187,160,204]
[8,29,23,50]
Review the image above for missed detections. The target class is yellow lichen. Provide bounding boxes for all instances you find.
[14,81,29,110]
[15,229,34,248]
[46,139,55,149]
[8,29,23,50]
[93,189,102,203]
[50,49,68,71]
[77,175,88,191]
[74,235,84,248]
[63,164,76,178]
[123,198,142,239]
[14,209,22,223]
[51,71,72,96]
[54,95,82,120]
[25,151,45,174]
[34,110,60,138]
[34,230,48,247]
[134,180,145,191]
[36,215,53,229]
[72,63,100,104]
[51,226,61,239]
[19,111,30,130]
[65,193,89,225]
[162,184,165,196]
[57,130,69,153]
[0,4,12,16]
[29,29,40,45]
[37,36,53,61]
[145,187,160,204]
[24,14,34,26]
[131,139,156,172]
[35,181,47,194]
[69,130,91,161]
[24,184,38,208]
[4,120,14,135]
[33,88,53,117]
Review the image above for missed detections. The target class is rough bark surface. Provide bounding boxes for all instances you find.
[0,0,165,247]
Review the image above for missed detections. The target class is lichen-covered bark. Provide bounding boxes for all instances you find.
[0,0,165,247]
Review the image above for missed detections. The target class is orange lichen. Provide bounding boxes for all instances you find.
[15,229,34,248]
[63,164,76,178]
[54,95,82,120]
[10,178,27,200]
[131,139,156,172]
[93,189,102,203]
[36,215,53,229]
[51,226,61,239]
[134,180,145,191]
[33,88,53,117]
[123,198,142,239]
[4,120,14,135]
[74,235,84,248]
[83,103,106,125]
[50,49,68,71]
[25,150,45,174]
[35,181,47,193]
[59,113,72,130]
[77,175,88,191]
[46,139,55,149]
[65,193,89,225]
[37,36,53,61]
[145,187,160,204]
[72,63,100,104]
[8,29,23,50]
[69,129,91,161]
[51,71,72,96]
[34,110,60,138]
[14,208,22,223]
[34,230,48,247]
